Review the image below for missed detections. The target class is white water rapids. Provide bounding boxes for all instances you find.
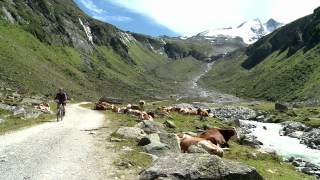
[241,120,320,166]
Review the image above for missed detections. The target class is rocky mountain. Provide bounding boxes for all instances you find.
[0,0,190,100]
[200,7,320,102]
[195,18,284,44]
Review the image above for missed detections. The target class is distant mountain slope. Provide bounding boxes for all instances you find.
[0,0,231,100]
[196,19,284,44]
[200,7,320,102]
[0,0,183,100]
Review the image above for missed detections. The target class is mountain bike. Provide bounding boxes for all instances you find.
[57,104,64,122]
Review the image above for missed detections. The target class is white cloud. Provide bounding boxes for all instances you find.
[107,0,320,36]
[93,15,133,22]
[79,0,105,14]
[269,0,320,24]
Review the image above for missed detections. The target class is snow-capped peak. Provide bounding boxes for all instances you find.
[196,18,283,44]
[263,18,284,34]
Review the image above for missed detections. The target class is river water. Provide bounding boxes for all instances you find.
[187,62,320,166]
[241,120,320,166]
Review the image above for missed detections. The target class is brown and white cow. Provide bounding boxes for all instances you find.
[199,127,239,148]
[178,133,224,157]
[140,112,153,121]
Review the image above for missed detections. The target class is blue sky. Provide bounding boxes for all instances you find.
[74,0,320,37]
[74,0,179,36]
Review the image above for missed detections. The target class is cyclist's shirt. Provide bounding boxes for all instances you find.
[55,92,67,104]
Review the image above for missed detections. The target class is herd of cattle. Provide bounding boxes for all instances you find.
[94,100,239,157]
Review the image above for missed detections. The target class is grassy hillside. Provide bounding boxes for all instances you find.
[0,0,226,101]
[0,20,175,100]
[200,7,320,102]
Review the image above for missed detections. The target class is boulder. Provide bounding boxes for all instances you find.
[287,131,304,139]
[13,107,26,116]
[158,133,181,153]
[240,135,263,147]
[139,154,264,180]
[24,109,43,119]
[20,98,42,106]
[142,133,169,156]
[139,133,161,146]
[280,121,310,139]
[187,144,210,154]
[135,120,165,134]
[275,103,288,112]
[0,103,15,112]
[164,120,176,129]
[300,128,320,150]
[142,133,181,157]
[138,137,152,146]
[116,127,146,141]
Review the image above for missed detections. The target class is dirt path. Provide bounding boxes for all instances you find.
[0,103,118,180]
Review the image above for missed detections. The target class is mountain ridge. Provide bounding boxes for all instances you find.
[199,7,320,101]
[195,18,284,44]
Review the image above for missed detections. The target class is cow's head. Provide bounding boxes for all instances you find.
[232,127,240,140]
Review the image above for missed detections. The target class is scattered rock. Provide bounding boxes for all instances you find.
[280,121,311,139]
[286,157,320,177]
[0,103,15,111]
[135,120,165,134]
[163,120,176,129]
[212,106,256,121]
[256,115,265,122]
[139,154,264,180]
[288,156,295,162]
[110,137,124,142]
[157,133,181,153]
[292,160,305,167]
[188,144,210,154]
[300,128,320,150]
[115,127,146,141]
[142,133,169,156]
[20,98,42,106]
[143,141,170,157]
[138,137,152,146]
[142,133,181,157]
[238,122,256,135]
[239,135,263,147]
[275,103,288,112]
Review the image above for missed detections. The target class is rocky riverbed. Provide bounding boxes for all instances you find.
[115,119,264,180]
[157,103,320,178]
[240,120,320,178]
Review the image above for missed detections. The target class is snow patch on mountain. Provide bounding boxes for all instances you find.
[197,19,284,44]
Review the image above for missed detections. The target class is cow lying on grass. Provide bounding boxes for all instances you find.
[159,106,213,120]
[199,127,239,148]
[178,134,224,157]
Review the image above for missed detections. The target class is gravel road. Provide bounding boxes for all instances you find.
[0,103,110,180]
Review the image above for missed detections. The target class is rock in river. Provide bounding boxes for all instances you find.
[280,121,310,139]
[300,128,320,150]
[140,154,263,180]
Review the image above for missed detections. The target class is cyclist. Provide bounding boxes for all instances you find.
[55,88,68,116]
